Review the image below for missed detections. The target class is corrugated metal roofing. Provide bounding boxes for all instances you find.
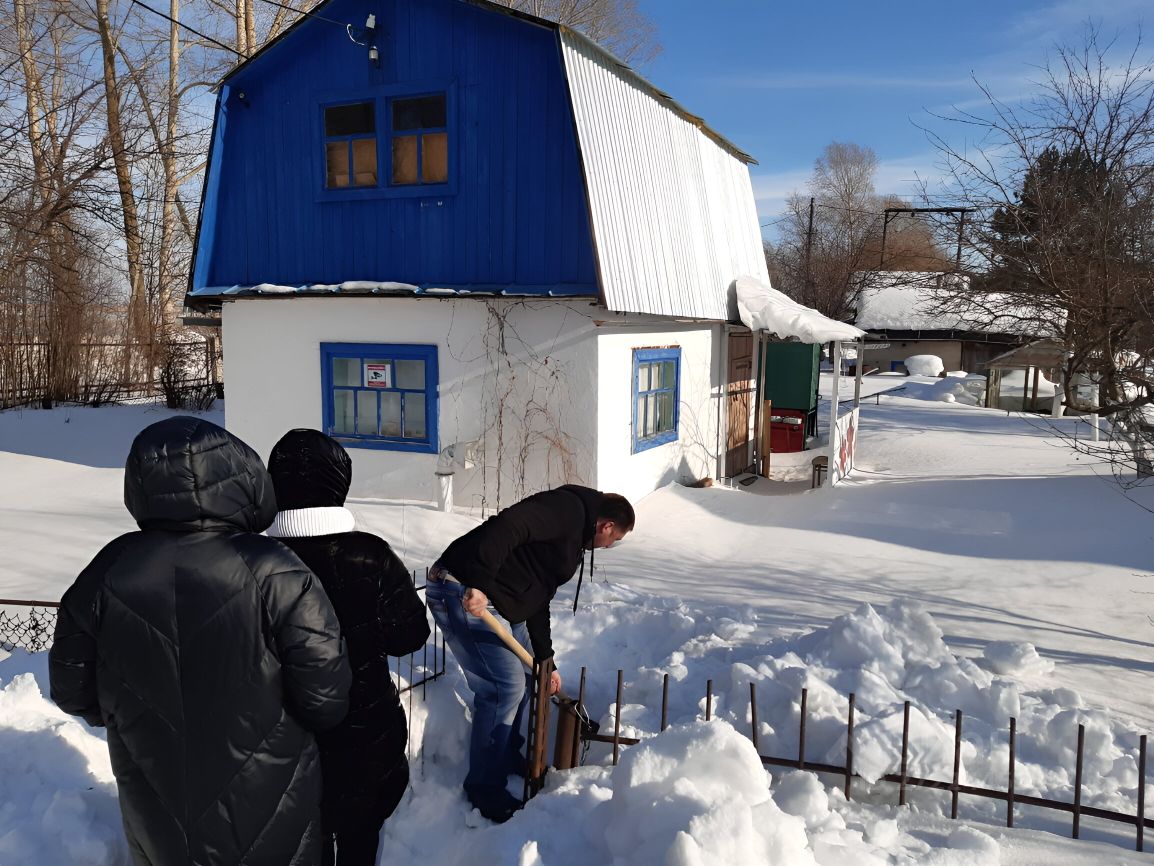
[560,29,769,321]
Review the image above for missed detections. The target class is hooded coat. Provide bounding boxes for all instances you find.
[267,429,431,836]
[49,416,351,866]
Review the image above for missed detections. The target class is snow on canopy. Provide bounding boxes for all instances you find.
[734,275,864,343]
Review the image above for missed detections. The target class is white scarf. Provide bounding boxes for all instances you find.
[267,506,355,538]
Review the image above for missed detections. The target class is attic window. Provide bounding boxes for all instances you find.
[390,94,447,185]
[324,102,377,188]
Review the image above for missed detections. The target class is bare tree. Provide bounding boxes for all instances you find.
[769,142,950,320]
[926,27,1154,429]
[491,0,660,65]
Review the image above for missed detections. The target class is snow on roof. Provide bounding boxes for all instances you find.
[187,281,595,300]
[735,275,864,343]
[854,271,1057,336]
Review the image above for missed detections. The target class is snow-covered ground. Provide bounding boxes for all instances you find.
[2,383,1153,865]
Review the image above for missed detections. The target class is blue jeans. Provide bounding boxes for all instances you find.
[425,575,531,804]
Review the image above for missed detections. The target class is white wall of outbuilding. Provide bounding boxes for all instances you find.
[220,298,724,511]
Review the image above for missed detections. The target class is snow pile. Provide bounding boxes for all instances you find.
[0,653,127,865]
[905,355,945,376]
[601,721,815,865]
[982,642,1055,677]
[571,594,1148,824]
[735,275,865,343]
[898,373,988,406]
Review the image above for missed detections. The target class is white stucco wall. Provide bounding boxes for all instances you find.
[220,296,601,510]
[594,323,723,504]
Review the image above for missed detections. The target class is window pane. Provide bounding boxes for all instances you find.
[333,390,355,433]
[393,94,446,130]
[637,363,650,392]
[392,136,418,184]
[644,394,657,437]
[332,357,358,386]
[325,142,350,188]
[325,102,375,136]
[663,361,677,390]
[356,391,377,436]
[657,391,674,433]
[351,138,378,186]
[422,133,448,183]
[404,392,426,439]
[379,391,402,436]
[395,359,425,389]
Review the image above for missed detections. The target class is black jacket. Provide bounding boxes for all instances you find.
[49,417,351,866]
[437,484,601,660]
[268,428,430,834]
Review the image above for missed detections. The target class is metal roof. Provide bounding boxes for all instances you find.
[561,30,768,321]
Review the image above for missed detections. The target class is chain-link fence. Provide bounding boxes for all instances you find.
[0,570,444,693]
[0,600,60,653]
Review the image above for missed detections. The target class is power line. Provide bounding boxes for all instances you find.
[251,0,349,28]
[127,0,244,56]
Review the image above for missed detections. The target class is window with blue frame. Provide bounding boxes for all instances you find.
[389,94,448,185]
[632,348,681,453]
[323,102,378,188]
[321,343,438,453]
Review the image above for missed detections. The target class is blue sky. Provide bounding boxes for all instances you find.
[634,0,1150,238]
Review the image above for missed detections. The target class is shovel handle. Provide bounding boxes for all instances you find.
[441,572,570,700]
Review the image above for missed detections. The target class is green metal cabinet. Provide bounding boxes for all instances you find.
[761,342,820,413]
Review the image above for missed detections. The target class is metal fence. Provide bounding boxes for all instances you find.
[570,669,1151,853]
[0,567,446,695]
[0,599,59,653]
[0,339,222,410]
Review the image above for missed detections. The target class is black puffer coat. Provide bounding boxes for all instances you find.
[49,416,351,866]
[437,484,601,661]
[268,429,431,835]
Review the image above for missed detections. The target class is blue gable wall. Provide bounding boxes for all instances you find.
[194,0,598,294]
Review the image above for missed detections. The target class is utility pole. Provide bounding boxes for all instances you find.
[877,206,974,272]
[804,196,815,299]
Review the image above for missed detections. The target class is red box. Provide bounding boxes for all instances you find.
[769,409,806,453]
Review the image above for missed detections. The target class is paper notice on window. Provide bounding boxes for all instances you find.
[364,363,392,388]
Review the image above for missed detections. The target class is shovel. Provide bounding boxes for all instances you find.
[439,572,599,734]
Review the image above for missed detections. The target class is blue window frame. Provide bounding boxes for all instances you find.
[388,93,448,186]
[321,343,438,453]
[323,102,378,189]
[316,84,455,200]
[632,347,680,453]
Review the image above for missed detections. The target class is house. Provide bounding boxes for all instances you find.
[853,271,1033,374]
[185,0,771,509]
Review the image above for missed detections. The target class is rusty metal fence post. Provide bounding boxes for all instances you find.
[524,658,554,800]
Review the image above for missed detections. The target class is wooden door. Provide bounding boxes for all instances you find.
[725,331,755,476]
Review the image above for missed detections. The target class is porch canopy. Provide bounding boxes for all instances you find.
[733,275,865,343]
[981,338,1067,370]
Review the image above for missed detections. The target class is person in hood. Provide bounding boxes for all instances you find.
[430,485,634,823]
[49,416,351,866]
[266,429,430,866]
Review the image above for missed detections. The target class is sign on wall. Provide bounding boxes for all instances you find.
[364,362,392,388]
[830,407,859,486]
